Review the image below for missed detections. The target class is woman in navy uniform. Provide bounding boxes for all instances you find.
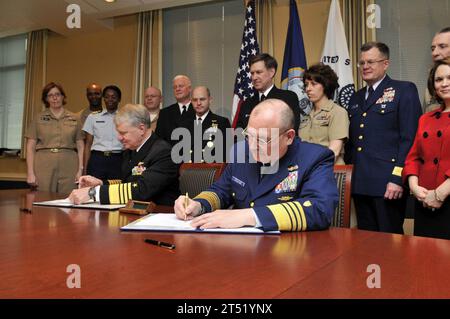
[403,58,450,239]
[25,82,84,193]
[299,63,349,164]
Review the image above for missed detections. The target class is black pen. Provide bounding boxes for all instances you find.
[144,238,176,250]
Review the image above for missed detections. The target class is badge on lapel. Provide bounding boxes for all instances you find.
[132,162,146,176]
[275,170,298,194]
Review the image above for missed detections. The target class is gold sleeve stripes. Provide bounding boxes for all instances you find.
[194,191,221,211]
[107,179,122,185]
[267,201,307,231]
[108,182,133,204]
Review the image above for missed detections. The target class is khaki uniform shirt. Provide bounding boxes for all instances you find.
[299,100,349,164]
[25,108,84,150]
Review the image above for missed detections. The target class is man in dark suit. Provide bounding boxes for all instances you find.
[234,53,300,132]
[155,75,195,145]
[68,104,180,206]
[345,42,422,234]
[178,86,231,163]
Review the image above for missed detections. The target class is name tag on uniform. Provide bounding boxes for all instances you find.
[231,176,245,187]
[95,121,106,123]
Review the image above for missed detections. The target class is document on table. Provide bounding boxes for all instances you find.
[33,198,125,210]
[121,213,280,234]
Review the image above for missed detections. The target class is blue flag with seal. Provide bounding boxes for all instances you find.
[281,0,311,118]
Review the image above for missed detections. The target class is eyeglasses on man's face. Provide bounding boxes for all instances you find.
[242,127,290,146]
[356,59,386,68]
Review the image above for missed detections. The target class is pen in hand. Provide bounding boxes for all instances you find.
[184,192,189,221]
[144,238,175,250]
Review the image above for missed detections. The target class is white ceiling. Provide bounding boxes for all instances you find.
[0,0,215,38]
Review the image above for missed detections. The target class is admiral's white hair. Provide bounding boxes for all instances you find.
[114,103,151,128]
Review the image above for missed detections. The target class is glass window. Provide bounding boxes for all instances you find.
[0,34,27,150]
[376,0,450,103]
[162,0,244,120]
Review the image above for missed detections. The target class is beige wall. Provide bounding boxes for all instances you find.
[273,0,330,85]
[0,15,137,179]
[46,14,137,113]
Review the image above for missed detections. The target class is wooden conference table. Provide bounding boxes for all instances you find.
[0,189,449,299]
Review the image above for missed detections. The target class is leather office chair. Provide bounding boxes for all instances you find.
[149,162,226,213]
[332,164,353,228]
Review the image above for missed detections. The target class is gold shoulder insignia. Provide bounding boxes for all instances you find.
[132,183,138,188]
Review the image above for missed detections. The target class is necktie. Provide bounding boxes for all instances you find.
[197,117,202,125]
[366,86,374,101]
[260,94,266,102]
[181,105,187,115]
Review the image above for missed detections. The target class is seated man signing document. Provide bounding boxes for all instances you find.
[174,99,338,232]
[69,104,180,205]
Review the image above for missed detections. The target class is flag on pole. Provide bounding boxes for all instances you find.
[231,0,260,128]
[281,0,311,118]
[321,0,355,109]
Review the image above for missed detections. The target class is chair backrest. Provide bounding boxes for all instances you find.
[179,163,226,198]
[332,164,353,228]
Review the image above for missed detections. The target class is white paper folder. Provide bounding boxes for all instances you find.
[33,198,126,211]
[120,213,281,234]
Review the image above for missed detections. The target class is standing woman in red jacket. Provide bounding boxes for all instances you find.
[403,58,450,239]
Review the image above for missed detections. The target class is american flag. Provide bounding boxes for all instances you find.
[231,0,260,128]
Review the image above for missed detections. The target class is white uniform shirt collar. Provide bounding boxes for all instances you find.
[136,133,152,153]
[259,84,274,100]
[178,102,191,114]
[366,75,386,96]
[196,110,209,122]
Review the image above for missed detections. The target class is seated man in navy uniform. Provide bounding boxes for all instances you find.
[345,42,422,234]
[68,104,180,205]
[174,99,338,232]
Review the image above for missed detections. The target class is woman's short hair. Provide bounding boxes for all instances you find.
[114,104,150,128]
[103,85,122,100]
[304,63,339,99]
[41,82,67,108]
[428,57,450,105]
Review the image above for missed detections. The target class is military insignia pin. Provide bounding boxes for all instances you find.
[131,162,146,176]
[274,171,298,193]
